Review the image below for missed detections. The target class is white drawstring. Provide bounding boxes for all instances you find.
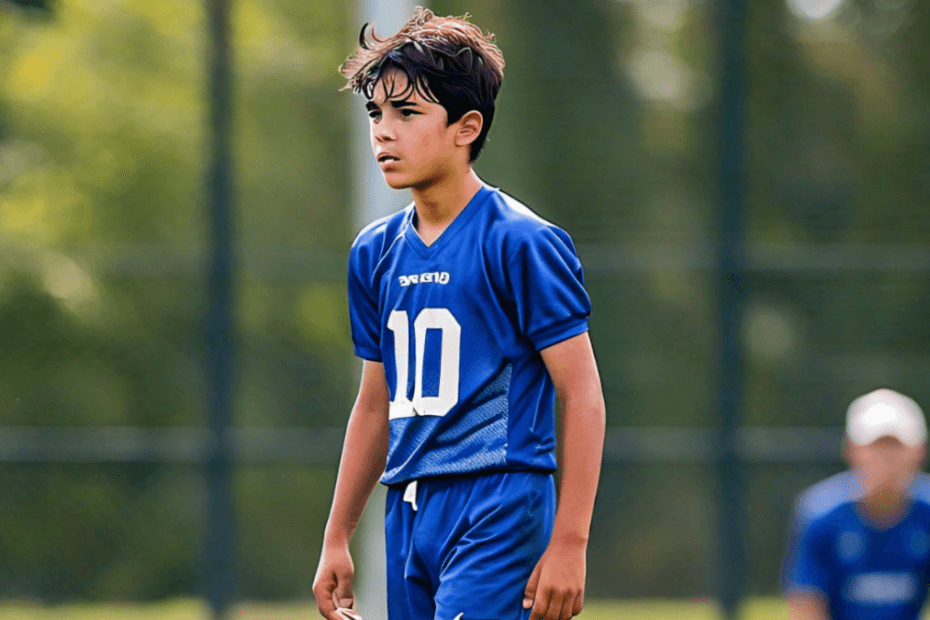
[403,480,418,511]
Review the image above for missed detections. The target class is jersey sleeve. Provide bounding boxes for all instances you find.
[347,242,382,362]
[783,502,831,596]
[506,225,591,351]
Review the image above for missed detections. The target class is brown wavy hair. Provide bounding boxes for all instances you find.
[340,7,505,162]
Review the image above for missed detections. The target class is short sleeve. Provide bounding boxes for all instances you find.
[783,504,831,596]
[347,244,382,361]
[507,226,591,351]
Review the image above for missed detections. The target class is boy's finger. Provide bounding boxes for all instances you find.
[542,588,565,620]
[529,587,551,620]
[571,592,584,616]
[314,574,337,613]
[334,569,355,609]
[523,562,541,609]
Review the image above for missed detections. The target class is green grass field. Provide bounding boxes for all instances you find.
[4,599,929,620]
[0,598,794,620]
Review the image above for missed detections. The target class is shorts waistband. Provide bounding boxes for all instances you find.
[384,468,554,492]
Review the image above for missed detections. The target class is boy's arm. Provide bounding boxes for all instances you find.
[783,499,831,620]
[523,332,606,620]
[313,359,390,620]
[788,591,830,620]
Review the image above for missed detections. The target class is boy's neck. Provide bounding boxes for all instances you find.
[411,168,483,245]
[857,488,911,529]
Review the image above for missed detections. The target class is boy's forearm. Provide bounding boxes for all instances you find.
[552,391,605,545]
[789,594,831,620]
[323,404,389,545]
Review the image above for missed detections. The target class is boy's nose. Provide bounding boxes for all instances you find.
[374,123,396,143]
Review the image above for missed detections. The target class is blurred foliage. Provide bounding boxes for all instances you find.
[1,0,53,14]
[0,0,928,604]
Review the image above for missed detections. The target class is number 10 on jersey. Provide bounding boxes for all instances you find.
[387,308,461,419]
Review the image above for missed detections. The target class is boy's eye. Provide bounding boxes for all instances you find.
[401,109,419,117]
[368,110,382,119]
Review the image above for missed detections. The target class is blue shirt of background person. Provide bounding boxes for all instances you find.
[784,388,930,620]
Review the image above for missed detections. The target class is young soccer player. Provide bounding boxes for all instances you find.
[311,9,606,620]
[784,388,930,620]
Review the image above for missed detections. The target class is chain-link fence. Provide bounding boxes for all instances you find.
[1,0,928,616]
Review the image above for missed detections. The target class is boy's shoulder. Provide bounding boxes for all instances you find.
[483,188,576,248]
[350,204,413,257]
[795,470,857,531]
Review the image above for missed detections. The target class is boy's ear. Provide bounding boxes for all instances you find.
[454,111,483,148]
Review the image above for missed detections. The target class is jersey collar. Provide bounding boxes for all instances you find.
[403,185,494,257]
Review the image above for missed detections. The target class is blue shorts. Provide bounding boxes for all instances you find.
[385,471,556,620]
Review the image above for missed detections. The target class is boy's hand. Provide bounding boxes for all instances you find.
[313,540,357,620]
[523,537,586,620]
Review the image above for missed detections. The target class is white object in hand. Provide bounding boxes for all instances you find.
[336,608,364,620]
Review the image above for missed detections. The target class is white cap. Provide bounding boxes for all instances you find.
[846,388,927,447]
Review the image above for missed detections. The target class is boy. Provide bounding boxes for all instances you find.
[784,388,930,620]
[312,8,606,620]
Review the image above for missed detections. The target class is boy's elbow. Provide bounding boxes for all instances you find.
[584,381,606,418]
[592,399,607,437]
[585,394,606,428]
[562,387,606,426]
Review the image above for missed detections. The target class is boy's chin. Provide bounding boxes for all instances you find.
[865,480,911,498]
[383,176,414,190]
[381,171,428,190]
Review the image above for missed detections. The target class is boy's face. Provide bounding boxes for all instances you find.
[846,436,925,500]
[366,69,461,190]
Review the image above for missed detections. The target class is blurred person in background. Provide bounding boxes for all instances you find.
[784,388,930,620]
[312,8,605,620]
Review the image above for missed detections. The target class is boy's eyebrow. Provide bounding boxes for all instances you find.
[365,99,419,111]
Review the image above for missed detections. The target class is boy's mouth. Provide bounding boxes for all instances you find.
[377,153,400,163]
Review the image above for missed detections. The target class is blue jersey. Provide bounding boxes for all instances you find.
[783,471,930,620]
[347,185,591,485]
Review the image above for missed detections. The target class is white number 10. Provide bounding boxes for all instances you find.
[386,308,460,419]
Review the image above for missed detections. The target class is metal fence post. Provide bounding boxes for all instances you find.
[716,0,748,617]
[204,0,237,618]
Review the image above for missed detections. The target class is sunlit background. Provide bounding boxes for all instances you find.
[1,0,928,618]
